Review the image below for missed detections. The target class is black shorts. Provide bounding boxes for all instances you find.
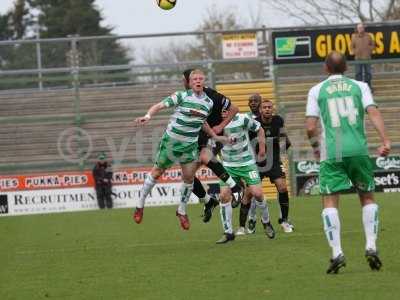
[258,160,286,182]
[198,130,209,150]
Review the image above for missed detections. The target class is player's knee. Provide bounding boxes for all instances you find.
[220,188,231,203]
[359,191,374,206]
[278,186,288,193]
[241,192,251,204]
[181,175,194,184]
[252,190,264,201]
[275,182,288,193]
[199,149,211,164]
[151,167,164,179]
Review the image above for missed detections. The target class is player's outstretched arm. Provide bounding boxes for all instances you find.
[212,103,239,134]
[135,102,166,126]
[367,106,391,156]
[202,122,231,145]
[306,116,320,161]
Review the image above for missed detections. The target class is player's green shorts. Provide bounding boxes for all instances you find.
[319,155,375,194]
[219,164,261,187]
[155,134,199,169]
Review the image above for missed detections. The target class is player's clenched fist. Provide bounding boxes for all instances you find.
[135,114,151,126]
[377,140,391,157]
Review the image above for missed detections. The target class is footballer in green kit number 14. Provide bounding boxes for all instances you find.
[306,51,390,274]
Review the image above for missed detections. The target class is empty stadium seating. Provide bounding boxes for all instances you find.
[0,84,180,174]
[216,81,275,111]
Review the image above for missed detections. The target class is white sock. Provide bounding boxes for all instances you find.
[256,200,270,224]
[248,198,257,221]
[225,177,236,189]
[362,203,379,251]
[219,202,233,234]
[138,175,156,208]
[177,183,193,215]
[322,207,343,258]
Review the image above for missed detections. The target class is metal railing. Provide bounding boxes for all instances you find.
[0,27,273,91]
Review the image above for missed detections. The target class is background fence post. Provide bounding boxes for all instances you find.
[69,36,85,169]
[35,24,43,91]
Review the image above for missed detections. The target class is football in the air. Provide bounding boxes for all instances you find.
[157,0,176,10]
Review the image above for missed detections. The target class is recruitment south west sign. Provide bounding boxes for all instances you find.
[0,166,217,217]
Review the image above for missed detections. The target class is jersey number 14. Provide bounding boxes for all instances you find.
[327,96,358,127]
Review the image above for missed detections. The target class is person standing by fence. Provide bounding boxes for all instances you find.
[351,23,375,90]
[93,153,113,209]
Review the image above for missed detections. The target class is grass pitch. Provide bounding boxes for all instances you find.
[1,193,400,300]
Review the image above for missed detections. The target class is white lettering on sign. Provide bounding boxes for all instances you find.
[0,178,19,190]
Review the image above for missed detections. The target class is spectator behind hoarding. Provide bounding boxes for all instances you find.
[351,23,375,90]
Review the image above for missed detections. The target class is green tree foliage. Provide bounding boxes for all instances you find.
[12,0,30,39]
[27,0,131,68]
[0,12,13,68]
[0,13,12,40]
[0,1,37,90]
[0,0,133,89]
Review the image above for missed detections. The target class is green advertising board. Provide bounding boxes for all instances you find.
[294,156,400,195]
[295,156,400,175]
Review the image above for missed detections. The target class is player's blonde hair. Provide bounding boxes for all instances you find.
[189,69,205,79]
[261,98,273,104]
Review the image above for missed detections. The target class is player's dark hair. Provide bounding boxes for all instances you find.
[325,51,347,74]
[183,69,194,82]
[249,93,262,102]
